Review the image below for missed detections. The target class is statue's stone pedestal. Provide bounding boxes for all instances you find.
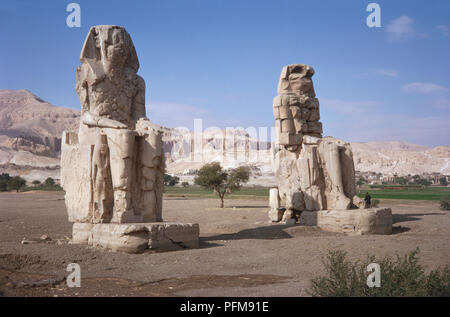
[300,208,392,235]
[72,222,199,253]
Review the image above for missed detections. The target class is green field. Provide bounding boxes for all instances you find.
[357,186,450,201]
[14,184,449,202]
[165,185,450,201]
[164,186,269,200]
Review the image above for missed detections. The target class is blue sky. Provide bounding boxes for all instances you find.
[1,0,449,147]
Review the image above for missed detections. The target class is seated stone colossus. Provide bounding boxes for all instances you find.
[61,25,199,252]
[270,64,366,223]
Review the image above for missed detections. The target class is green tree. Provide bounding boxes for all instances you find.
[164,174,180,186]
[415,178,431,187]
[194,162,250,208]
[0,173,11,192]
[169,176,180,186]
[44,177,55,186]
[0,173,11,182]
[7,176,26,192]
[394,176,408,185]
[32,180,41,187]
[164,174,172,186]
[439,177,448,186]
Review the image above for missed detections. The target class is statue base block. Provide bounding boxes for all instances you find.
[299,208,392,235]
[72,222,199,253]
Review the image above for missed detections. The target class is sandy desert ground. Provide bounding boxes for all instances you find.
[0,191,449,297]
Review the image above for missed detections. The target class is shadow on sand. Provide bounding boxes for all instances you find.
[226,205,269,209]
[201,224,293,245]
[392,212,445,224]
[391,226,411,234]
[200,211,445,248]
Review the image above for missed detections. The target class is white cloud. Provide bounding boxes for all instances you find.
[436,24,450,37]
[320,97,450,147]
[375,69,398,77]
[323,110,450,147]
[147,101,210,128]
[386,15,427,41]
[354,69,399,78]
[349,114,450,147]
[434,99,450,109]
[402,82,449,95]
[321,99,382,114]
[146,101,257,129]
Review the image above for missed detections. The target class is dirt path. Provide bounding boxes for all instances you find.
[0,192,449,296]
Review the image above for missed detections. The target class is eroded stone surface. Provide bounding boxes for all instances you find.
[72,222,200,253]
[61,25,199,252]
[299,208,392,234]
[269,65,392,235]
[271,64,359,215]
[72,223,94,244]
[61,25,165,224]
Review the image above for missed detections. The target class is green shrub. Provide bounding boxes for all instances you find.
[440,197,450,211]
[164,174,179,187]
[44,177,55,186]
[7,176,26,192]
[309,248,450,297]
[0,173,11,191]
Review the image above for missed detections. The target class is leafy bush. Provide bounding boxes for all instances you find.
[164,174,179,187]
[22,177,62,192]
[440,197,450,211]
[181,182,189,187]
[0,173,12,191]
[309,248,450,297]
[44,177,55,186]
[7,176,26,192]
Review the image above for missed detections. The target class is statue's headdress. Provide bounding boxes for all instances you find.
[278,64,315,94]
[80,25,139,73]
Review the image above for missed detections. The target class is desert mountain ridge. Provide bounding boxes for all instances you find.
[0,89,448,182]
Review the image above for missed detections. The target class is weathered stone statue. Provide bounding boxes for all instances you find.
[270,64,392,234]
[61,25,199,252]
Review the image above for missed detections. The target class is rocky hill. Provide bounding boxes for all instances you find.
[0,90,79,157]
[0,89,448,183]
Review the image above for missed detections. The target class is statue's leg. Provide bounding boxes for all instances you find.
[137,129,164,222]
[339,147,356,198]
[140,166,157,222]
[105,129,137,223]
[321,142,351,209]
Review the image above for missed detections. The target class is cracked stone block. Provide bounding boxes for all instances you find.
[148,223,200,251]
[72,222,199,253]
[72,223,94,244]
[317,208,392,235]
